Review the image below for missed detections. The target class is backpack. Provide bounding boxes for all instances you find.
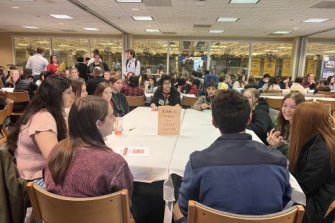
[126,59,137,69]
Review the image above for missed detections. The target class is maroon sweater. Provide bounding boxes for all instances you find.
[44,147,133,200]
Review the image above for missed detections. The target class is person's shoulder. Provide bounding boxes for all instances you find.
[31,109,55,123]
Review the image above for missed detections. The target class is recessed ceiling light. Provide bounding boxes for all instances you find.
[302,18,330,23]
[145,29,160,32]
[83,28,99,31]
[132,16,153,21]
[273,31,292,34]
[10,0,34,1]
[230,0,259,3]
[115,0,142,2]
[22,26,39,29]
[209,30,224,33]
[11,6,20,9]
[49,14,74,19]
[293,27,300,30]
[217,17,239,22]
[59,23,64,25]
[132,8,139,11]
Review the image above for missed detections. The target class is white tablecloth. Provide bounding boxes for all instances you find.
[106,107,305,223]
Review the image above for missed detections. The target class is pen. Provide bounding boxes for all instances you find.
[129,128,136,131]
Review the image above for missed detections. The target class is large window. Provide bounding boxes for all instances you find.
[133,40,167,75]
[90,39,122,70]
[305,42,335,80]
[14,37,50,68]
[209,42,250,79]
[250,42,293,78]
[13,37,122,71]
[168,41,208,75]
[52,38,89,69]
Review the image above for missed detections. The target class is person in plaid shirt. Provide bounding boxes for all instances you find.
[122,75,145,97]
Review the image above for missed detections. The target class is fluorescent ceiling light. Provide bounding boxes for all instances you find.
[217,17,239,22]
[273,31,292,34]
[145,29,160,32]
[22,26,39,29]
[115,0,142,2]
[209,30,224,33]
[83,28,99,31]
[132,16,153,21]
[229,0,259,4]
[11,6,20,9]
[49,14,74,19]
[230,0,259,3]
[303,18,329,23]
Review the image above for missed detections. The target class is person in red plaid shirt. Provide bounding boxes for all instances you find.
[121,76,145,97]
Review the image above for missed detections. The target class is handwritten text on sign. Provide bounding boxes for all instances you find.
[158,106,181,135]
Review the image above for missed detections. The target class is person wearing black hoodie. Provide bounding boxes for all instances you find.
[243,88,273,145]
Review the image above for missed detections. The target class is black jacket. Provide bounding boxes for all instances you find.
[293,134,335,223]
[151,86,181,106]
[246,98,273,145]
[86,76,108,95]
[111,92,129,117]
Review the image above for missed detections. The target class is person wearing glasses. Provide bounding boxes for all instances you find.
[150,75,181,111]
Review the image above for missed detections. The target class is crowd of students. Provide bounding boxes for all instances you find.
[1,52,335,223]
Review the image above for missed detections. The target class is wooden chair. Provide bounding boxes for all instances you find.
[187,200,304,223]
[315,99,335,116]
[126,96,145,107]
[181,96,199,108]
[325,200,335,218]
[0,106,8,144]
[264,89,282,95]
[27,182,134,223]
[317,91,334,97]
[4,91,30,116]
[126,96,145,112]
[265,97,283,110]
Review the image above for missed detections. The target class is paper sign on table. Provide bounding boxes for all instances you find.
[113,147,150,157]
[158,106,181,135]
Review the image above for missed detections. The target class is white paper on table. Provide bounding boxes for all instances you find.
[113,146,150,157]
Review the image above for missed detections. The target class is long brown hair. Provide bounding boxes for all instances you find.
[7,75,70,155]
[48,96,110,185]
[289,102,335,173]
[94,82,111,97]
[277,92,305,140]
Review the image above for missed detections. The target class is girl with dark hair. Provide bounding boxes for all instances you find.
[145,76,157,93]
[7,75,74,188]
[44,96,133,200]
[232,74,247,89]
[289,102,335,223]
[262,77,281,90]
[46,54,59,74]
[267,92,305,157]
